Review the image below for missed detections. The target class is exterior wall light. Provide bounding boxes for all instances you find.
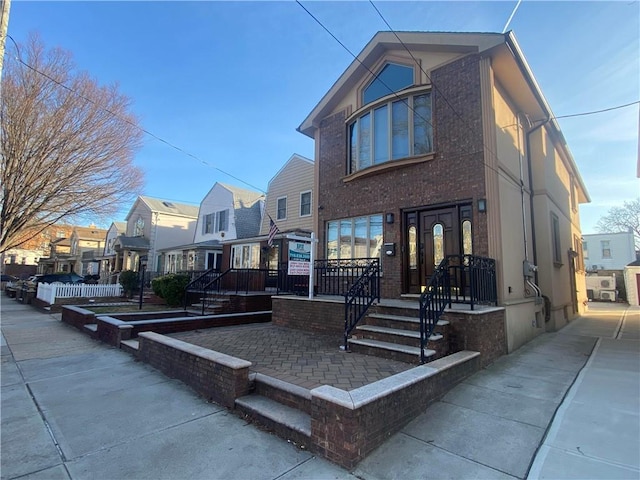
[385,213,395,224]
[477,199,487,213]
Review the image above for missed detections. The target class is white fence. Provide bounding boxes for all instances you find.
[37,283,123,304]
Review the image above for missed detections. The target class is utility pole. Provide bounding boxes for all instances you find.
[0,0,11,83]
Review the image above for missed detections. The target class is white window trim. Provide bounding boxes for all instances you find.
[276,196,287,221]
[230,243,261,269]
[300,191,312,217]
[348,89,433,174]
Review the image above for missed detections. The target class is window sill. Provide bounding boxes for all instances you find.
[343,153,435,183]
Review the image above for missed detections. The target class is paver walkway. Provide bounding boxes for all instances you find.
[171,323,412,390]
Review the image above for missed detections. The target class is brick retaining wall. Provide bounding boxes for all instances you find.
[137,332,251,408]
[310,351,480,468]
[445,308,506,367]
[272,296,344,335]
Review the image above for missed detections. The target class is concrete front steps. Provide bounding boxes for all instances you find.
[347,304,451,364]
[188,292,228,314]
[234,373,312,449]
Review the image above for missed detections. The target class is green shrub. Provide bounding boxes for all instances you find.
[119,270,139,299]
[151,274,190,307]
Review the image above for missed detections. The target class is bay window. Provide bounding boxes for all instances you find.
[349,92,433,173]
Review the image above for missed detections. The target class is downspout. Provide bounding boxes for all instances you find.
[519,113,540,298]
[525,117,549,299]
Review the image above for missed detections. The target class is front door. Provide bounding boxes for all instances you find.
[406,207,460,293]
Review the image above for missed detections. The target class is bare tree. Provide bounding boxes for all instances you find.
[596,198,640,248]
[1,34,144,253]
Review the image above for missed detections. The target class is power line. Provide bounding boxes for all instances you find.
[297,1,516,188]
[294,1,438,161]
[551,100,639,120]
[4,34,266,194]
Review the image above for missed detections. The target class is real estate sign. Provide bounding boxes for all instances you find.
[288,241,311,275]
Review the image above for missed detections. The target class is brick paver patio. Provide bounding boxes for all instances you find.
[170,323,413,390]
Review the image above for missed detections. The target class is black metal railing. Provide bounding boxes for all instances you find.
[314,258,380,296]
[418,254,497,363]
[445,254,497,309]
[183,268,221,310]
[419,259,451,363]
[343,259,380,350]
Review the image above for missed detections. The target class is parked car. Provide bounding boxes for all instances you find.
[33,273,85,284]
[1,274,18,283]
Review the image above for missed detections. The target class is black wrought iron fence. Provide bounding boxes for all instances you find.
[419,254,497,363]
[343,259,380,350]
[314,258,380,296]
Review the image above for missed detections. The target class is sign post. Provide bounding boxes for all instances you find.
[286,233,317,299]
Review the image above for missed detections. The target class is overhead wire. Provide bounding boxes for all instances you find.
[4,34,267,194]
[297,0,521,190]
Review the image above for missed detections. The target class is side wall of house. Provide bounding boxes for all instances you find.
[259,157,315,235]
[490,75,544,352]
[529,126,586,331]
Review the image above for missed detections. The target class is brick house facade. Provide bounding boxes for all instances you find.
[299,31,590,352]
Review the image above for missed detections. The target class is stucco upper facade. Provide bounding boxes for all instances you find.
[299,31,589,352]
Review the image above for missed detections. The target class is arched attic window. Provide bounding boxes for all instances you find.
[363,62,414,105]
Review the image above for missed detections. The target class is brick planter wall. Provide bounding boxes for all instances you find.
[310,351,481,468]
[61,306,97,329]
[272,296,344,336]
[444,307,506,367]
[137,332,251,408]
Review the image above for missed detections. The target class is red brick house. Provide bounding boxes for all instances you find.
[296,31,589,353]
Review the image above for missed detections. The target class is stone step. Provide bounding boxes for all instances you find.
[347,338,435,364]
[252,374,312,415]
[355,325,443,342]
[83,323,98,332]
[120,339,139,355]
[366,313,449,331]
[235,394,311,449]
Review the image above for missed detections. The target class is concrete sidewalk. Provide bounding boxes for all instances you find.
[354,302,639,480]
[2,299,638,479]
[0,300,353,480]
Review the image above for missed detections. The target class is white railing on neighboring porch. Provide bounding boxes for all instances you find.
[37,283,123,304]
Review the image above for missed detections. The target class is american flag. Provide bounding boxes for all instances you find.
[267,217,280,247]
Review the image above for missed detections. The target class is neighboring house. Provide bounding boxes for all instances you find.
[99,221,127,282]
[6,224,74,274]
[257,154,315,272]
[582,231,636,271]
[38,237,72,274]
[37,225,93,275]
[157,183,264,274]
[217,156,314,276]
[297,31,589,352]
[113,196,199,273]
[68,226,108,275]
[623,260,640,306]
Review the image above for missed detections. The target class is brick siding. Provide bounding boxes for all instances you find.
[137,332,251,408]
[316,54,490,297]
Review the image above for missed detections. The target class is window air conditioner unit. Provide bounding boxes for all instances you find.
[600,290,616,302]
[600,279,611,288]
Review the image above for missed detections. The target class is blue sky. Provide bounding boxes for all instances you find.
[7,1,639,233]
